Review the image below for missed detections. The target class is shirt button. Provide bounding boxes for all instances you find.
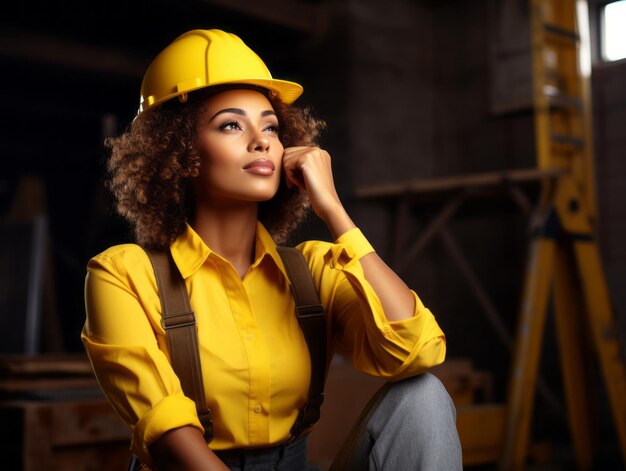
[253,405,262,413]
[246,333,254,341]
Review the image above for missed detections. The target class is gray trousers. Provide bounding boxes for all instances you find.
[329,373,463,471]
[218,373,463,470]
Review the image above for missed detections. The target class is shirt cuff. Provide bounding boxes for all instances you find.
[333,228,375,262]
[132,393,204,465]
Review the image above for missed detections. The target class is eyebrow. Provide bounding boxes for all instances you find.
[209,108,277,121]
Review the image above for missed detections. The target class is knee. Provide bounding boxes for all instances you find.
[384,373,456,421]
[367,374,462,470]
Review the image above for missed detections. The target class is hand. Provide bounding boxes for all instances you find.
[283,149,415,322]
[282,146,342,222]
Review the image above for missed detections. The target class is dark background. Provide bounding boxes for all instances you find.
[1,0,625,467]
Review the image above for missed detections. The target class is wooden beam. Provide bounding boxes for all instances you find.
[395,193,466,275]
[0,30,148,78]
[354,167,563,200]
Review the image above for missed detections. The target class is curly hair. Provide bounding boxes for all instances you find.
[105,88,325,249]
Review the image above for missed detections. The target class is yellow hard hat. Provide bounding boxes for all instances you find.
[138,29,304,114]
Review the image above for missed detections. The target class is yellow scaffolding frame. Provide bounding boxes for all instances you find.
[498,1,626,468]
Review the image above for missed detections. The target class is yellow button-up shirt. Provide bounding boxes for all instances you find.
[82,223,445,464]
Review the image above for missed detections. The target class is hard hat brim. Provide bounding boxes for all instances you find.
[140,78,303,114]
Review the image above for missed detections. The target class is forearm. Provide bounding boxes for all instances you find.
[322,205,416,322]
[150,426,230,471]
[284,145,416,322]
[358,252,416,321]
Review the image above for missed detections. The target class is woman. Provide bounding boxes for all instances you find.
[82,29,462,470]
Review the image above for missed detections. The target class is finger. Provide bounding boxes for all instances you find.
[284,165,305,190]
[283,147,322,165]
[282,154,302,188]
[283,146,313,156]
[282,148,307,164]
[281,149,302,171]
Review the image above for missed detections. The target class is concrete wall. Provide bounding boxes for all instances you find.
[347,0,435,186]
[593,60,626,345]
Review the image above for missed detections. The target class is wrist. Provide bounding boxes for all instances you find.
[321,203,355,241]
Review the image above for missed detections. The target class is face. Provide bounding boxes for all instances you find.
[193,89,284,207]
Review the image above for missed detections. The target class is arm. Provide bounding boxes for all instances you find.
[150,426,229,471]
[285,146,445,380]
[282,147,414,321]
[82,247,223,468]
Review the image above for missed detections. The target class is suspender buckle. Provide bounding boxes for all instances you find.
[289,392,325,441]
[161,311,196,330]
[296,304,324,318]
[198,409,214,443]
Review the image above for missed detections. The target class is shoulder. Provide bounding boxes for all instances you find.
[88,243,152,278]
[85,244,161,304]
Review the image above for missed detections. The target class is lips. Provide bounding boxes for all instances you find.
[243,158,275,175]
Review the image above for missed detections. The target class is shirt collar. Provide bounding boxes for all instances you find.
[253,222,290,283]
[170,222,290,283]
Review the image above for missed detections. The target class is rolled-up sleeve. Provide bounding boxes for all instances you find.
[300,228,446,382]
[81,249,203,464]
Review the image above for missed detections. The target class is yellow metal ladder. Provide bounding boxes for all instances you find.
[499,0,626,468]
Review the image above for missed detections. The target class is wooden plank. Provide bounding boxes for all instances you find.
[0,377,99,393]
[23,405,52,471]
[48,399,129,446]
[0,354,93,376]
[0,29,147,78]
[395,194,465,275]
[457,404,506,466]
[52,443,131,471]
[0,399,129,447]
[0,354,99,396]
[354,167,562,200]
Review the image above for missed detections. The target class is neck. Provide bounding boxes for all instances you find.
[191,200,258,278]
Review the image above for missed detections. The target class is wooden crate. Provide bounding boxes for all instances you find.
[0,354,132,470]
[457,403,505,466]
[0,398,132,471]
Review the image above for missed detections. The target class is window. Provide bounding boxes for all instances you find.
[602,0,626,61]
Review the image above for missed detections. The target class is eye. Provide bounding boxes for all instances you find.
[219,121,242,131]
[264,123,280,134]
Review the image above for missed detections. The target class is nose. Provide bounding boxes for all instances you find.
[248,130,270,153]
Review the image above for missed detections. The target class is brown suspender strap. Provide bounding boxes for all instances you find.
[276,246,328,442]
[145,249,213,442]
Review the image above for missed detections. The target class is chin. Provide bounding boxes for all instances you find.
[253,190,280,202]
[206,181,280,205]
[247,184,280,202]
